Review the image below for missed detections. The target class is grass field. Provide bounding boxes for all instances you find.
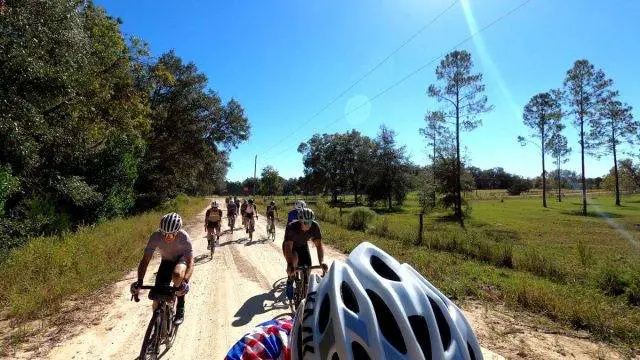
[255,191,640,348]
[0,195,209,320]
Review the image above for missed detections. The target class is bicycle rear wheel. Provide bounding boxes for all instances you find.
[139,311,161,360]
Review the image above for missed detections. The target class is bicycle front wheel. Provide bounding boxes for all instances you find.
[165,305,179,349]
[139,311,161,360]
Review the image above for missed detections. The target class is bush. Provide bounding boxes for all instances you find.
[597,265,627,297]
[347,207,376,231]
[627,272,640,306]
[506,177,533,195]
[518,249,567,282]
[368,217,391,238]
[576,240,594,268]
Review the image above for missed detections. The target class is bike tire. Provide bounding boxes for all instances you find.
[165,304,179,349]
[139,311,161,360]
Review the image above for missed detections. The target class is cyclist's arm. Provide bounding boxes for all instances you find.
[312,238,324,265]
[311,223,324,265]
[184,254,194,282]
[137,252,153,284]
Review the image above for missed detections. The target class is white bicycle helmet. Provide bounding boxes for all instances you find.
[290,242,482,360]
[294,200,307,210]
[159,213,182,234]
[211,201,218,208]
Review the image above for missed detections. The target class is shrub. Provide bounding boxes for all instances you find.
[597,264,627,297]
[347,207,376,231]
[518,249,566,282]
[627,271,640,306]
[576,240,593,267]
[368,217,391,238]
[506,177,533,195]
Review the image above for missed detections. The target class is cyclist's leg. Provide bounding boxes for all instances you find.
[296,245,312,269]
[172,258,188,325]
[152,260,175,310]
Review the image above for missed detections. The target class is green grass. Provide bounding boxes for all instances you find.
[256,192,640,346]
[319,220,640,347]
[0,195,209,320]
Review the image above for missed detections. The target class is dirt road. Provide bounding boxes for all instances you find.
[8,201,630,359]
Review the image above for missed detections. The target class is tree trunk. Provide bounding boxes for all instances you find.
[455,90,463,227]
[557,160,562,202]
[580,113,587,216]
[541,126,547,208]
[613,133,620,206]
[432,139,437,207]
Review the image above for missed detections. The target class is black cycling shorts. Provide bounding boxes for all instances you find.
[282,242,312,268]
[207,221,220,229]
[150,258,186,300]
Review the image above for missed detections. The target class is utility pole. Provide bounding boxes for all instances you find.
[253,155,257,196]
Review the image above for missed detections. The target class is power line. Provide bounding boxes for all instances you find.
[259,0,459,156]
[262,0,535,163]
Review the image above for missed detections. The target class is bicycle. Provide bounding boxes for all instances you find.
[290,264,326,312]
[228,213,236,232]
[132,285,181,360]
[247,216,256,241]
[266,217,276,241]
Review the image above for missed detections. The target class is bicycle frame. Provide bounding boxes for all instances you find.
[132,285,180,360]
[292,265,325,311]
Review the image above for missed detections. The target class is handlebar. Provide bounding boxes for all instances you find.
[131,284,181,303]
[296,264,327,276]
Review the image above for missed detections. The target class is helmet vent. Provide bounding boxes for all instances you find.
[352,341,372,360]
[467,342,478,360]
[428,297,452,350]
[331,354,340,360]
[365,289,407,354]
[408,315,432,359]
[340,281,359,314]
[318,294,331,334]
[370,255,401,282]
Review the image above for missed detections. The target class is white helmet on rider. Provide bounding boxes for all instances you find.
[159,213,182,234]
[212,201,218,208]
[289,241,482,360]
[294,200,307,210]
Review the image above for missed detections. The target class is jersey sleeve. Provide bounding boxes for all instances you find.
[182,232,193,258]
[283,223,293,243]
[311,222,322,240]
[144,233,159,256]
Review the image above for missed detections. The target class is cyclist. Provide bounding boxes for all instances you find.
[266,200,278,232]
[225,241,483,360]
[205,201,223,248]
[234,196,240,210]
[244,198,258,234]
[226,198,238,230]
[240,199,248,230]
[131,213,193,326]
[283,208,325,300]
[287,199,306,224]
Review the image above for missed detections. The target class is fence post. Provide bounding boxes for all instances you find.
[415,213,424,246]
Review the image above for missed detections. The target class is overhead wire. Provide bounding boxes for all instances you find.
[259,0,460,156]
[262,0,535,162]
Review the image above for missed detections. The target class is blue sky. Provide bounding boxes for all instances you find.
[97,0,640,182]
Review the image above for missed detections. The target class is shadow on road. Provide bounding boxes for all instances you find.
[231,279,289,327]
[194,254,211,266]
